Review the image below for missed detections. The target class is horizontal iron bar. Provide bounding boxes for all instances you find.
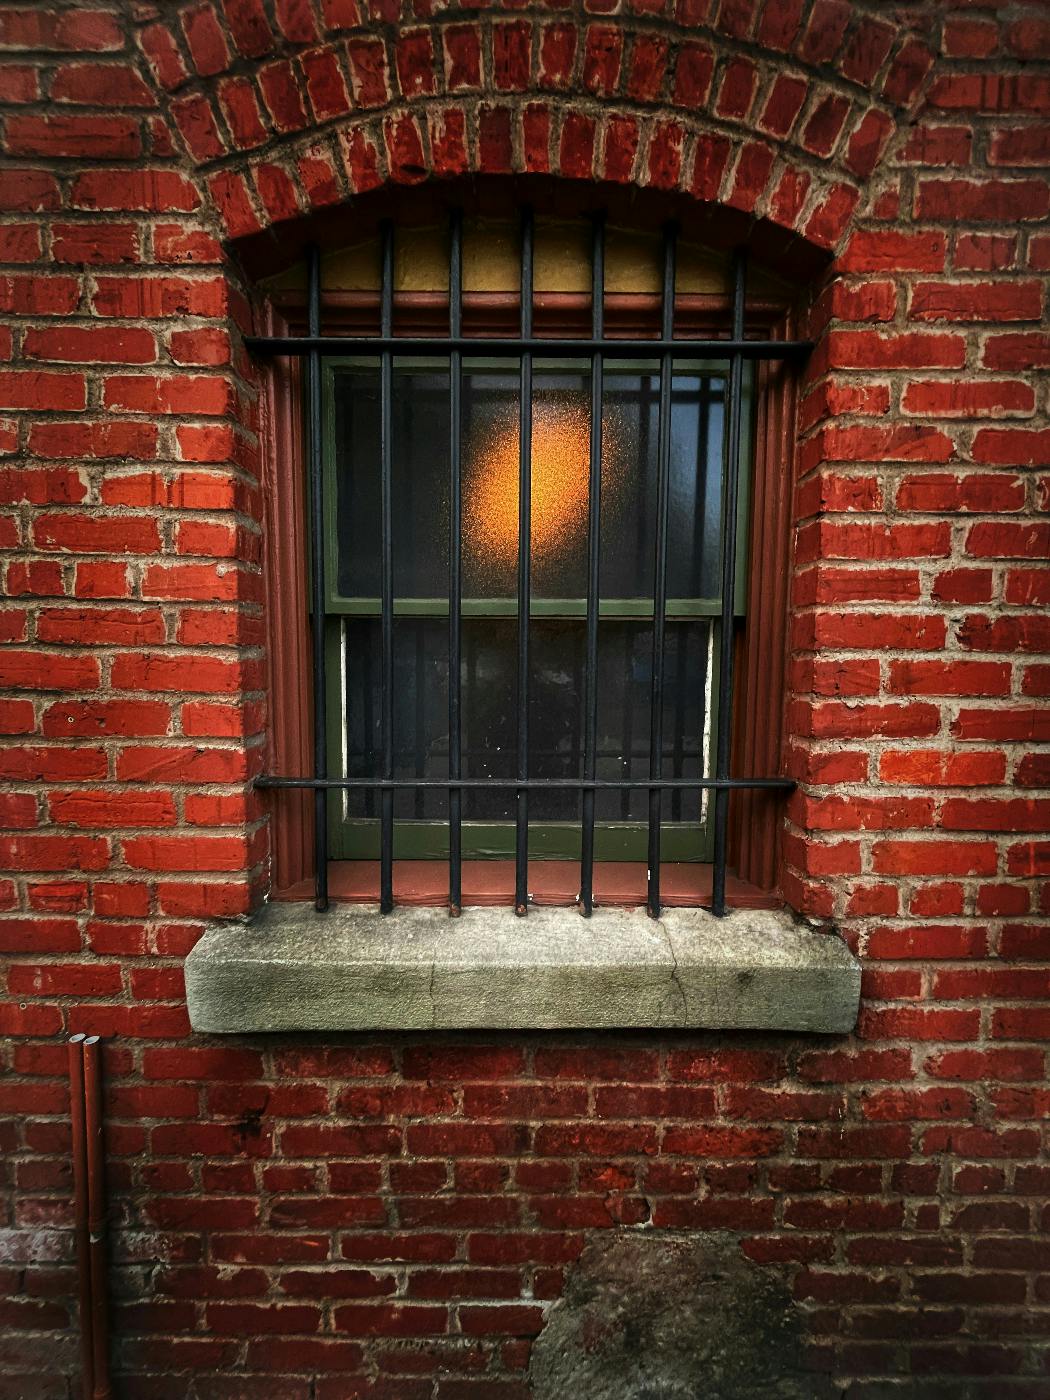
[245,335,812,360]
[256,776,795,791]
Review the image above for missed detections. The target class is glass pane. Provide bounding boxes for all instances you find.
[462,361,590,599]
[602,365,726,601]
[332,361,450,599]
[331,360,728,604]
[340,618,710,830]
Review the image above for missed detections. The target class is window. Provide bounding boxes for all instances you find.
[326,352,749,862]
[254,199,808,919]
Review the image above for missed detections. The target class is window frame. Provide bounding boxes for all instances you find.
[320,345,753,866]
[259,250,799,905]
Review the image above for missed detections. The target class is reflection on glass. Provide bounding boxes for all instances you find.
[332,360,727,601]
[342,618,709,827]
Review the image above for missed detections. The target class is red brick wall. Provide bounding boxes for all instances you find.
[1,2,1048,1395]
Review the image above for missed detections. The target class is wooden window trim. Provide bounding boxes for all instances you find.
[260,287,797,901]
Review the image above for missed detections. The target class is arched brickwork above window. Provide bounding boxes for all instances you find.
[129,0,935,261]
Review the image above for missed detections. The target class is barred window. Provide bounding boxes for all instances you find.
[253,202,808,917]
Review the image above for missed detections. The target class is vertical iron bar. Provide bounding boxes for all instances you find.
[307,246,329,912]
[515,207,534,916]
[580,213,604,917]
[379,220,395,913]
[448,209,463,916]
[712,249,747,917]
[647,223,677,919]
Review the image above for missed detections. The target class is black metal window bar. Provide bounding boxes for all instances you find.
[247,211,811,919]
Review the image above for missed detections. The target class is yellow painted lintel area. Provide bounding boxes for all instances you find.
[260,218,788,298]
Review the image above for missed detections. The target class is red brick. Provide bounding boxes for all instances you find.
[672,41,712,107]
[900,124,973,167]
[0,64,41,104]
[170,94,226,161]
[42,699,170,738]
[714,55,756,120]
[0,169,60,212]
[0,224,43,262]
[953,707,1050,743]
[959,614,1050,654]
[429,107,468,179]
[918,179,1050,223]
[49,222,138,265]
[179,7,228,77]
[808,423,953,467]
[443,25,481,91]
[662,1125,782,1157]
[258,59,308,132]
[726,141,774,213]
[845,109,893,181]
[539,22,577,91]
[73,168,200,212]
[794,566,920,605]
[1005,17,1050,59]
[880,749,1005,788]
[955,232,1016,272]
[395,30,435,100]
[799,520,952,562]
[971,428,1050,467]
[6,114,141,160]
[49,789,177,829]
[223,0,272,57]
[0,790,37,829]
[793,793,934,833]
[758,74,807,140]
[982,332,1050,370]
[871,841,998,877]
[910,279,1042,322]
[902,380,1034,417]
[966,520,1050,559]
[989,124,1050,167]
[559,112,596,181]
[344,36,388,108]
[8,962,122,996]
[839,231,946,274]
[941,798,1050,833]
[0,834,109,871]
[646,121,685,190]
[24,326,157,366]
[817,330,965,371]
[801,94,849,158]
[888,660,1011,698]
[274,0,317,42]
[297,146,342,208]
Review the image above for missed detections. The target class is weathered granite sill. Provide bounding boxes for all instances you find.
[185,903,861,1034]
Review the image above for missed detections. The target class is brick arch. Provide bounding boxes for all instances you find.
[134,1,936,262]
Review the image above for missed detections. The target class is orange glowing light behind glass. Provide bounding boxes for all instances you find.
[464,400,594,582]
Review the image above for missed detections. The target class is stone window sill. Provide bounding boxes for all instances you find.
[185,903,860,1035]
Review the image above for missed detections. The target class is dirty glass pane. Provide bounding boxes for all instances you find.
[332,361,450,599]
[341,618,710,827]
[331,360,727,604]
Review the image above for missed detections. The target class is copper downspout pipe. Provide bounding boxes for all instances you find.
[68,1034,112,1400]
[68,1034,93,1398]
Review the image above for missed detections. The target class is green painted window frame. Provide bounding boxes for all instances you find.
[318,354,754,863]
